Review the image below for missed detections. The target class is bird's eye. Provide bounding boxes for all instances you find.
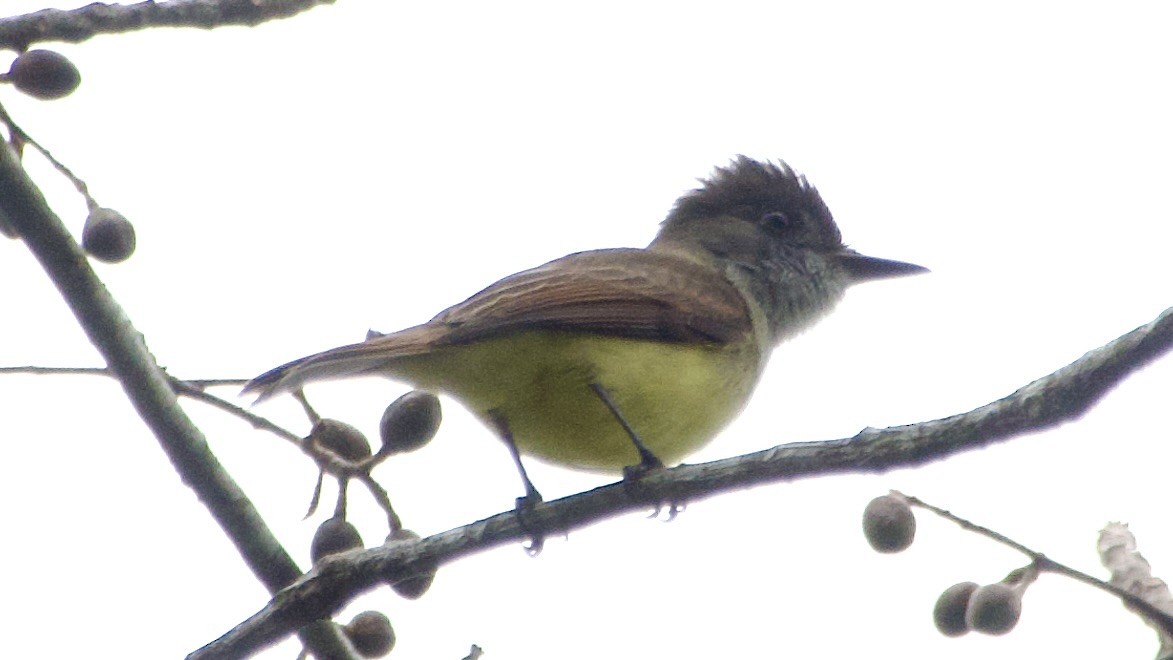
[762,211,799,233]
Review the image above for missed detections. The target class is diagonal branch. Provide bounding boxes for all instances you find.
[0,0,336,50]
[0,138,354,657]
[193,304,1173,657]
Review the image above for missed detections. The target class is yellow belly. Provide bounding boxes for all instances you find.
[388,331,763,473]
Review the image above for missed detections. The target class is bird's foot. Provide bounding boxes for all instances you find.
[514,489,545,556]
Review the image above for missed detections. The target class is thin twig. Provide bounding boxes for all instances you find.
[0,365,248,390]
[169,377,303,444]
[0,100,95,208]
[358,473,402,534]
[901,492,1173,637]
[293,388,322,424]
[0,365,108,376]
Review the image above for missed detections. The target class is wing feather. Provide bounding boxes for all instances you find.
[434,248,750,345]
[244,248,751,400]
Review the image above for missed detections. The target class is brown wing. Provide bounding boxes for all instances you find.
[244,247,751,401]
[431,247,752,345]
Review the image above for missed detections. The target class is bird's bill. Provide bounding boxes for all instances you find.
[836,249,929,282]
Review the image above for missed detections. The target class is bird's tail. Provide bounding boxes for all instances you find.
[243,325,440,402]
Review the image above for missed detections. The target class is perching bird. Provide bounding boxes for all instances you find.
[246,156,925,497]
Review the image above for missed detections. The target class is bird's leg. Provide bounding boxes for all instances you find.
[588,383,664,480]
[487,410,544,554]
[589,383,681,518]
[487,410,543,503]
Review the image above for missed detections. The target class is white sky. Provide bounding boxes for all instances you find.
[1,2,1171,659]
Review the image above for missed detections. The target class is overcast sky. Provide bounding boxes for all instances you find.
[1,2,1171,659]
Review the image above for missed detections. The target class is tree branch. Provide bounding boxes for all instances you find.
[0,139,354,657]
[193,304,1173,657]
[0,0,336,50]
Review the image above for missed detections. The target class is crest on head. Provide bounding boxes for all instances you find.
[661,156,842,250]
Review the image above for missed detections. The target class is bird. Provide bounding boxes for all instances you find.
[245,156,926,499]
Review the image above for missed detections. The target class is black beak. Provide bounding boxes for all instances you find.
[836,249,929,283]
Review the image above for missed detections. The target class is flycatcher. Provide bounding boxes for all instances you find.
[246,156,926,497]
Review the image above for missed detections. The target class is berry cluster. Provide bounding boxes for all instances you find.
[302,391,443,657]
[2,48,137,262]
[862,493,1032,639]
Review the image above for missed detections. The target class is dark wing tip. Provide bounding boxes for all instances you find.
[240,363,297,403]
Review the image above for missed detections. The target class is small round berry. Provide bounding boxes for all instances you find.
[379,391,441,455]
[385,528,436,599]
[862,494,916,553]
[310,517,363,564]
[310,418,371,462]
[965,583,1021,635]
[8,49,81,100]
[82,208,136,263]
[933,581,978,637]
[344,610,395,657]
